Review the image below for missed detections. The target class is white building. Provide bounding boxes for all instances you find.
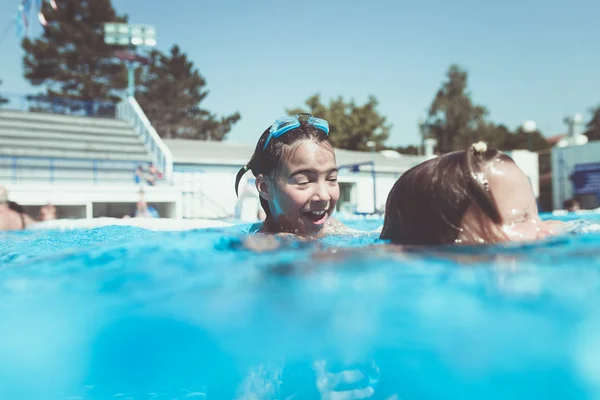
[505,150,540,199]
[551,140,600,210]
[1,97,548,223]
[0,100,431,222]
[547,113,599,210]
[163,139,430,220]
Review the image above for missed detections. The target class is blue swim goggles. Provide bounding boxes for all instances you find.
[263,113,329,150]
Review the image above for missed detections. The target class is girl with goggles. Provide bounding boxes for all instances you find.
[235,114,351,236]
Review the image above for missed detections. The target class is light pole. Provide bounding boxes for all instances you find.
[557,113,588,148]
[366,140,377,214]
[418,117,425,156]
[103,23,157,97]
[522,120,537,151]
[423,137,437,158]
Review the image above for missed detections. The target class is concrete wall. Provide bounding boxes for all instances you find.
[551,141,600,210]
[5,183,183,219]
[173,164,406,218]
[174,164,241,219]
[3,149,546,221]
[338,170,402,214]
[5,166,407,221]
[22,204,87,220]
[92,202,176,219]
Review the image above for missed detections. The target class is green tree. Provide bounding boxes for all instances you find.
[502,126,549,151]
[0,80,8,106]
[135,45,240,140]
[22,0,127,105]
[423,64,550,153]
[469,122,549,152]
[584,106,600,141]
[470,122,513,150]
[394,145,419,155]
[424,64,487,153]
[287,94,390,151]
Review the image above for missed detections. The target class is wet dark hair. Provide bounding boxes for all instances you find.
[563,198,579,210]
[7,200,24,214]
[234,121,331,219]
[380,145,515,245]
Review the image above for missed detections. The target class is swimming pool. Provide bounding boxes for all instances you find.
[1,216,600,399]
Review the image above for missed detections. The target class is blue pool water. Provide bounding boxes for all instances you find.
[1,216,600,399]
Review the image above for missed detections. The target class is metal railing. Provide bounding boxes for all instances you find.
[116,96,173,183]
[0,155,146,184]
[0,93,117,118]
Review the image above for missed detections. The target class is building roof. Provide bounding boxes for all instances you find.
[163,139,253,166]
[163,139,428,173]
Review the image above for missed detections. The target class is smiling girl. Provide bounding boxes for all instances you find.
[235,114,351,236]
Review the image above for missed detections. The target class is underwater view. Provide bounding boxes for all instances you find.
[1,215,600,399]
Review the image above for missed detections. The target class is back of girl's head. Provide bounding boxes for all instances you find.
[234,119,331,218]
[380,143,514,245]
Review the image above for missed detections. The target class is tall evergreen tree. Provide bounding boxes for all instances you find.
[424,65,487,153]
[584,106,600,142]
[0,80,8,106]
[503,126,549,151]
[135,45,240,140]
[22,0,127,105]
[394,145,419,155]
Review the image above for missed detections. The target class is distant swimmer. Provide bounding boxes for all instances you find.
[0,186,35,231]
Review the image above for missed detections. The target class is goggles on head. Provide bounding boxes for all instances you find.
[263,113,329,150]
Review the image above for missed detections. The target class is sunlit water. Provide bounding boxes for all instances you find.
[1,215,600,399]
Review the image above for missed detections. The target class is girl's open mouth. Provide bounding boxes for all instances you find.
[302,209,328,225]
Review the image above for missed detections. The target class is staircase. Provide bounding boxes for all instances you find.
[0,109,152,184]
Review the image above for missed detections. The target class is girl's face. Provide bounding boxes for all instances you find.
[460,159,557,244]
[257,139,339,235]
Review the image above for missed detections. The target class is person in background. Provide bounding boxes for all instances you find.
[380,142,564,245]
[563,198,581,213]
[134,165,144,185]
[39,203,57,221]
[134,190,159,218]
[0,185,35,230]
[146,162,158,186]
[134,200,159,218]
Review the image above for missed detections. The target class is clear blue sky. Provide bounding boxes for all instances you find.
[1,0,599,146]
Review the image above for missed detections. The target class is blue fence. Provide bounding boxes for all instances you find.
[0,93,117,118]
[0,155,146,184]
